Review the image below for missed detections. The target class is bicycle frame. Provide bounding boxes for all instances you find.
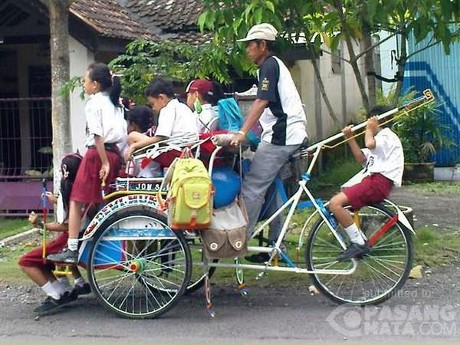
[204,132,356,275]
[203,90,431,275]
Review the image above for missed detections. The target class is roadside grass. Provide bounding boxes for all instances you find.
[413,226,460,267]
[0,218,41,284]
[0,218,29,240]
[0,245,36,284]
[402,180,460,194]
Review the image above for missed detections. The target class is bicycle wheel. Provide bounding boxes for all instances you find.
[87,208,191,319]
[306,204,413,305]
[184,234,217,294]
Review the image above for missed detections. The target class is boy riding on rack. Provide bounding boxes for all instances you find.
[329,105,404,261]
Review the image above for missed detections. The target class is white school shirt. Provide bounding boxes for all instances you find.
[196,103,218,133]
[84,92,126,147]
[256,55,307,146]
[362,127,404,187]
[155,99,199,138]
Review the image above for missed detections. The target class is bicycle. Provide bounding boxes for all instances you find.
[78,89,434,318]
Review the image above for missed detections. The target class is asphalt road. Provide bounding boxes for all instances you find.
[1,262,459,345]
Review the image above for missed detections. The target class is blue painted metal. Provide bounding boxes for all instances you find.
[403,37,460,166]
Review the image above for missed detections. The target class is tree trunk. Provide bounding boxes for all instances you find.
[48,0,74,190]
[308,46,341,127]
[363,30,376,109]
[334,0,370,112]
[393,30,408,102]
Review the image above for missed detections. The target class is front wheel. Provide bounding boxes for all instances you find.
[306,204,413,305]
[86,208,191,319]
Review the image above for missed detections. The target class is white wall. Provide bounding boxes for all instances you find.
[378,31,398,97]
[69,37,94,154]
[290,41,363,144]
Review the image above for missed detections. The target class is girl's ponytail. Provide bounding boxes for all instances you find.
[110,75,122,108]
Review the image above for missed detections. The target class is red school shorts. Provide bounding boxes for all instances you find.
[18,232,68,271]
[70,148,121,204]
[343,173,393,210]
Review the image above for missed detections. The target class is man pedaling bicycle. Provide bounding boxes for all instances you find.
[230,23,308,262]
[329,105,404,261]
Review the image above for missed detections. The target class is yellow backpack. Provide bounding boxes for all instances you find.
[159,150,213,230]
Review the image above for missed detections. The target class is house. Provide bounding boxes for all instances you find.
[403,36,460,169]
[0,0,365,215]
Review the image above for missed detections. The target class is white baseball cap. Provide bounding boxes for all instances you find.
[237,23,278,42]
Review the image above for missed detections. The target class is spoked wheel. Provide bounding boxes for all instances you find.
[306,204,413,305]
[87,209,191,319]
[184,233,217,294]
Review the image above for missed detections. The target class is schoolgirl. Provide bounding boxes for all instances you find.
[19,153,91,315]
[47,63,126,263]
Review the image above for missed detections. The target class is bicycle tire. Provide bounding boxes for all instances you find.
[184,235,217,294]
[306,204,413,305]
[87,208,191,319]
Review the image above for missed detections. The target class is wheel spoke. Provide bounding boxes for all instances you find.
[306,204,413,305]
[88,212,191,318]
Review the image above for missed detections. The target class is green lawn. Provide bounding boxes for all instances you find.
[0,218,30,240]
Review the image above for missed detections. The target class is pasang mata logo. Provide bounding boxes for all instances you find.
[326,304,457,337]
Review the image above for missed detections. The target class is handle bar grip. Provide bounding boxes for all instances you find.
[211,133,235,147]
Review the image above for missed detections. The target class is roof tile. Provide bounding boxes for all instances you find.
[71,0,158,41]
[71,0,210,44]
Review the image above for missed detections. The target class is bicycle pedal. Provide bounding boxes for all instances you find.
[256,271,267,280]
[238,284,249,296]
[206,304,216,318]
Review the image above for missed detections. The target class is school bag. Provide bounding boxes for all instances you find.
[217,98,261,148]
[200,198,248,259]
[158,148,213,230]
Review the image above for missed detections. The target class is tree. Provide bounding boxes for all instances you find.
[197,0,340,125]
[40,0,74,189]
[307,0,460,109]
[199,0,460,112]
[111,1,341,126]
[109,39,256,105]
[112,0,459,124]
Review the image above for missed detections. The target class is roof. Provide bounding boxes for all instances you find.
[71,0,211,44]
[70,0,157,41]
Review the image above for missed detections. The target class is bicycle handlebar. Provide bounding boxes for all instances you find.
[306,89,434,153]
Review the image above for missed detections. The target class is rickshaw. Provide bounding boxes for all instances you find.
[77,90,434,319]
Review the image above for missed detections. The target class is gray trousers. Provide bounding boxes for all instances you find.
[242,141,301,240]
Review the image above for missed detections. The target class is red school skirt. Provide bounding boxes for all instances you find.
[70,148,121,204]
[18,232,68,271]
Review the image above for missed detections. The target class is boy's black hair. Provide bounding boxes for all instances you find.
[145,77,175,99]
[367,105,392,118]
[60,153,83,217]
[127,105,154,132]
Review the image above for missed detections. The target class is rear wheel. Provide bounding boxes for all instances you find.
[306,204,413,305]
[87,208,191,319]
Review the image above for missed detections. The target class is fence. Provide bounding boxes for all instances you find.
[0,97,53,217]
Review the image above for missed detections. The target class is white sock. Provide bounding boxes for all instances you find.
[51,279,66,296]
[57,276,72,293]
[344,224,365,245]
[41,281,61,300]
[68,238,79,251]
[74,277,86,287]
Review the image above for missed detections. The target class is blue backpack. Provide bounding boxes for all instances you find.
[217,98,260,148]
